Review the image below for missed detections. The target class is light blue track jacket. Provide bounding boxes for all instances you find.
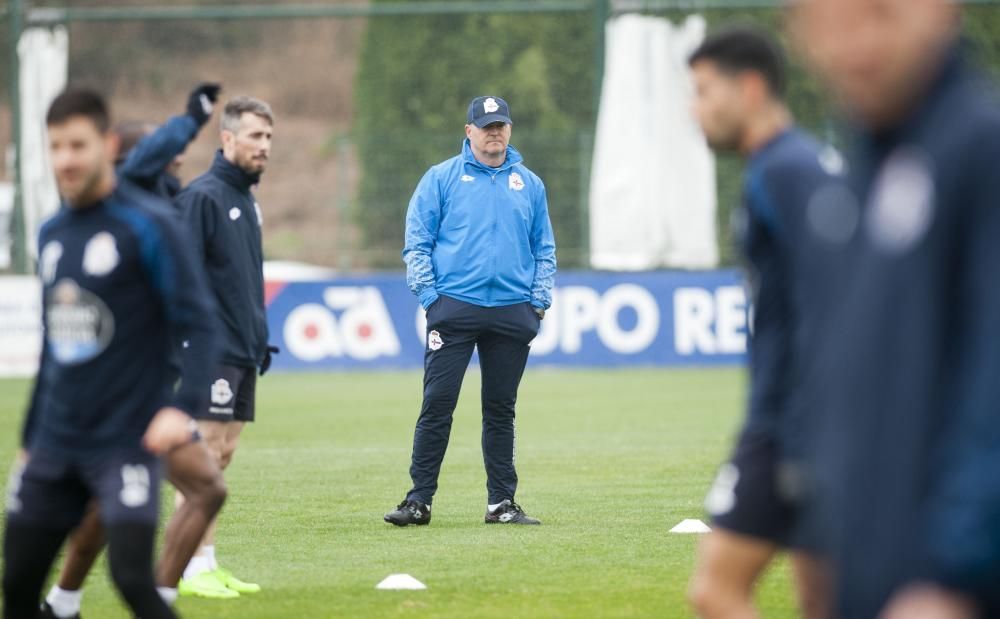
[403,139,557,310]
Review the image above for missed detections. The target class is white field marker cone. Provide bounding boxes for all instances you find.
[669,519,712,534]
[376,574,427,590]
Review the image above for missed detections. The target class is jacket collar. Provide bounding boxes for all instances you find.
[848,43,967,194]
[749,126,795,165]
[861,43,965,151]
[62,179,120,214]
[461,138,523,174]
[211,149,260,191]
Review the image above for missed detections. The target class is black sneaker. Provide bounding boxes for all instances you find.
[384,499,431,527]
[40,601,81,619]
[485,500,541,525]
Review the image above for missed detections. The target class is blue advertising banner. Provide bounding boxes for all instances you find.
[265,270,749,372]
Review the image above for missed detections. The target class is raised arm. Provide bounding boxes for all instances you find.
[119,83,221,188]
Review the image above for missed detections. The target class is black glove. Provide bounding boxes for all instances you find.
[186,82,222,127]
[259,345,280,376]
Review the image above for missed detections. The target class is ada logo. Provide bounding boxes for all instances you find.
[83,232,119,277]
[229,207,242,221]
[460,174,475,183]
[284,286,402,362]
[428,330,443,351]
[483,97,500,114]
[508,172,525,192]
[211,379,234,405]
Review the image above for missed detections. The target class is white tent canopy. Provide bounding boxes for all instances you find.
[19,26,68,261]
[589,14,718,271]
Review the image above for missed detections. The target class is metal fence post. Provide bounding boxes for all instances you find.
[8,0,26,274]
[578,130,594,267]
[592,0,607,116]
[336,137,353,272]
[587,0,607,268]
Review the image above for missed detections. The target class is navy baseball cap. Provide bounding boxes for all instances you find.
[467,96,512,128]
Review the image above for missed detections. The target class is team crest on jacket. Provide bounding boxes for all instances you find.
[428,330,443,351]
[508,172,525,192]
[82,232,119,277]
[229,207,242,221]
[866,147,935,254]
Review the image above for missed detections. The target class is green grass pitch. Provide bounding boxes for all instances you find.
[0,368,797,618]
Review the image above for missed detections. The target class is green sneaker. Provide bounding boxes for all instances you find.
[178,571,240,599]
[213,567,261,594]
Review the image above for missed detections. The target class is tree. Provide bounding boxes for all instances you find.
[353,1,597,267]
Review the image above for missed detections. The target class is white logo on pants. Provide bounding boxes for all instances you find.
[428,330,443,351]
[119,464,151,508]
[5,461,25,514]
[211,379,234,405]
[704,463,740,516]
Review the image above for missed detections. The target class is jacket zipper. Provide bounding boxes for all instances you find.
[489,170,500,305]
[469,153,513,307]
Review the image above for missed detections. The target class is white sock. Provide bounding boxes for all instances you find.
[45,586,82,618]
[487,502,504,512]
[157,587,178,606]
[183,555,213,580]
[203,544,218,570]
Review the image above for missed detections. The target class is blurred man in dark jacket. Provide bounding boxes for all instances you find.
[792,0,1000,616]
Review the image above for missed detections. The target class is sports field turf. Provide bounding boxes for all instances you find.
[0,368,797,618]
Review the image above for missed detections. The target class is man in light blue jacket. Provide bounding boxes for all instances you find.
[385,96,557,527]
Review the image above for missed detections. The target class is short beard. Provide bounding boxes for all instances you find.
[237,153,266,175]
[706,132,741,153]
[64,165,106,207]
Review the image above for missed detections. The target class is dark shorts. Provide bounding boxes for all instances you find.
[706,428,816,550]
[192,365,256,423]
[7,448,162,529]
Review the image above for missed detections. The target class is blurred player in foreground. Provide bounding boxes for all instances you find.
[685,26,841,619]
[385,95,556,527]
[2,88,218,619]
[175,95,279,597]
[791,0,1000,616]
[40,83,231,618]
